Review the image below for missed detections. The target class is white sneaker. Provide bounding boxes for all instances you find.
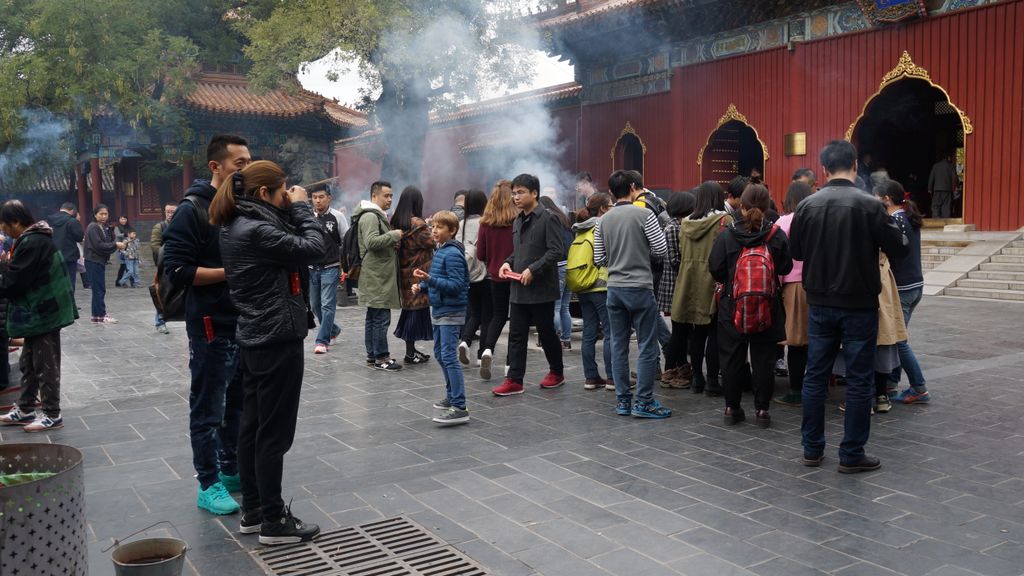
[457,341,470,366]
[480,349,493,380]
[0,407,37,426]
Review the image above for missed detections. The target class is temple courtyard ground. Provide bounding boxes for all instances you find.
[4,284,1023,576]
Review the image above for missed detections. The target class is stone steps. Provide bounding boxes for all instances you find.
[979,262,1024,272]
[921,253,950,262]
[969,270,1024,281]
[944,287,1024,301]
[956,278,1024,291]
[921,246,960,255]
[990,254,1024,264]
[1000,247,1024,255]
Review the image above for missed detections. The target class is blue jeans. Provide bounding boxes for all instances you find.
[309,266,341,345]
[607,287,659,405]
[890,287,926,389]
[189,336,243,488]
[365,307,391,360]
[554,264,573,342]
[118,259,140,287]
[85,260,106,318]
[433,324,466,409]
[578,291,613,380]
[155,311,165,327]
[801,305,878,464]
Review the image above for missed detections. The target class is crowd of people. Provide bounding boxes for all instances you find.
[0,134,932,546]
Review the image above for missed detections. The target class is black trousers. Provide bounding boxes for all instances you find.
[689,317,720,380]
[666,321,691,370]
[17,331,61,416]
[507,301,563,382]
[238,339,304,521]
[787,345,808,393]
[461,280,493,357]
[718,329,776,412]
[481,280,511,355]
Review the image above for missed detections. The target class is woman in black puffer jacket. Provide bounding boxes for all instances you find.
[209,160,325,546]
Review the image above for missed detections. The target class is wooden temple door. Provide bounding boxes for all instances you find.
[700,122,742,188]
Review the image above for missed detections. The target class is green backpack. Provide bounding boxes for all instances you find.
[565,227,605,293]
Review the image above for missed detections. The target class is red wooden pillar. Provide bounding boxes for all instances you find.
[182,158,194,192]
[75,163,88,225]
[90,158,102,209]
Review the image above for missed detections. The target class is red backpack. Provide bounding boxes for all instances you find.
[731,226,779,335]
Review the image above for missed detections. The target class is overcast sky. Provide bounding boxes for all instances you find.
[298,50,575,108]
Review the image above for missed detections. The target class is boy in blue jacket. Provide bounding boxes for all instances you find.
[412,211,470,425]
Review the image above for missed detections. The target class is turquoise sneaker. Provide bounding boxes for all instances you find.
[197,482,240,515]
[219,472,242,493]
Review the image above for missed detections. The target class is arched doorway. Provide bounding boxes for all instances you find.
[848,51,973,220]
[610,122,646,174]
[698,104,768,188]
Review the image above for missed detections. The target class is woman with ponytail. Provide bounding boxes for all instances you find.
[875,179,929,404]
[211,160,326,546]
[709,184,793,428]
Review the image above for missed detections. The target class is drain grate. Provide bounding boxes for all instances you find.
[252,516,487,576]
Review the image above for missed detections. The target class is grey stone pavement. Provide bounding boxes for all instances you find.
[4,282,1024,576]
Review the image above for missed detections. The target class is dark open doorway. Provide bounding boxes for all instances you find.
[700,120,764,188]
[614,132,644,173]
[852,78,965,218]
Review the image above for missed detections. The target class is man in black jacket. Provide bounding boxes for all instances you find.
[493,173,565,396]
[163,135,250,515]
[309,189,342,354]
[789,140,907,474]
[46,203,84,301]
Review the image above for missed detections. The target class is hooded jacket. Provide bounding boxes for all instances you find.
[789,179,908,309]
[353,200,402,309]
[709,219,793,343]
[0,222,77,337]
[162,180,238,339]
[220,197,325,347]
[671,211,732,325]
[46,210,84,263]
[418,239,469,317]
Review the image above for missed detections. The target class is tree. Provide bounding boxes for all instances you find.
[238,0,536,190]
[0,0,244,186]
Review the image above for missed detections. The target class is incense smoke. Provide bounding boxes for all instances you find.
[0,109,72,186]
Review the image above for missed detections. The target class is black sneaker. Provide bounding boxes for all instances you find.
[259,507,320,545]
[404,351,430,364]
[432,407,469,426]
[433,398,452,410]
[838,456,881,474]
[723,407,745,426]
[802,453,824,467]
[374,359,402,371]
[240,509,262,534]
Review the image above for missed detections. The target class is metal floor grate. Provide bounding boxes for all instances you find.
[252,516,487,576]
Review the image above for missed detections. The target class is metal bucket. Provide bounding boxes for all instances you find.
[106,521,189,576]
[111,537,187,576]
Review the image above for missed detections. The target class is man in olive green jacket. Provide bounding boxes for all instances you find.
[354,181,403,371]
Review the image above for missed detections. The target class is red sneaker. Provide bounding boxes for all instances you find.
[492,378,524,396]
[539,372,565,390]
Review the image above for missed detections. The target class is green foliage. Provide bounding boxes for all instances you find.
[0,0,244,152]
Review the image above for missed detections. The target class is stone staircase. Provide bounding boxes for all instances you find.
[944,239,1024,301]
[920,244,961,271]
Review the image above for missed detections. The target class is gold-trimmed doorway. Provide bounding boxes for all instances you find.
[697,104,769,188]
[847,51,972,224]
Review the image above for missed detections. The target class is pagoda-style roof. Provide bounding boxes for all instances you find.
[184,72,367,129]
[533,0,844,63]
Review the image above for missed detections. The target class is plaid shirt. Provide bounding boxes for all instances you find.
[656,218,681,314]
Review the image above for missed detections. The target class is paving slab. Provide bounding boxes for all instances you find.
[6,283,1024,575]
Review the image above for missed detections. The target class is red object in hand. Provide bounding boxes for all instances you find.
[290,271,301,295]
[504,271,522,281]
[203,315,215,343]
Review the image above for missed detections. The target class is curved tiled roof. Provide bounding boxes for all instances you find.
[184,72,367,128]
[535,0,676,28]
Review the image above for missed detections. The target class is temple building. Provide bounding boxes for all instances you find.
[6,70,365,227]
[334,0,1023,231]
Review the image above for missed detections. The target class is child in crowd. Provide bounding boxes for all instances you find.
[117,230,141,287]
[413,211,470,426]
